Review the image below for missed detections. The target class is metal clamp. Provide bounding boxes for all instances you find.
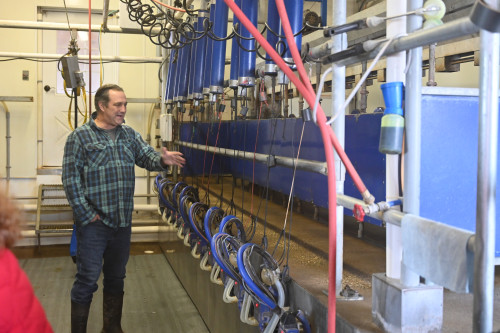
[222,279,238,304]
[183,231,191,246]
[210,262,224,285]
[190,240,200,259]
[240,292,259,326]
[200,251,212,271]
[176,224,185,240]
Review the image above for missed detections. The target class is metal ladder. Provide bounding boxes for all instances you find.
[35,184,73,250]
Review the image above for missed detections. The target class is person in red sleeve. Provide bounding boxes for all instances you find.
[0,190,53,333]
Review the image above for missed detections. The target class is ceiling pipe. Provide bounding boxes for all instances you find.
[0,19,157,34]
[0,51,163,63]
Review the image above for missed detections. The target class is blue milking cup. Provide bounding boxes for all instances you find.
[379,82,405,154]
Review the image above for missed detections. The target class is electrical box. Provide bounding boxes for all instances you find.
[61,56,85,88]
[160,113,173,142]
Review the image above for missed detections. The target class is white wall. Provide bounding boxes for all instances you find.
[0,0,161,202]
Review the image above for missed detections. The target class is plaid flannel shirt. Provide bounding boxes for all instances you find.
[62,113,166,228]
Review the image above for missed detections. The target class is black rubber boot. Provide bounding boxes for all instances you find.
[71,300,91,333]
[101,291,124,333]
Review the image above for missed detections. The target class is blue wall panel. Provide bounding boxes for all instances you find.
[420,93,500,257]
[179,114,386,224]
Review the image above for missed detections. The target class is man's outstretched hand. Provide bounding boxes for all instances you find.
[161,147,186,167]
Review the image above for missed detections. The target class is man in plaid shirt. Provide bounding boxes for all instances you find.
[62,84,185,333]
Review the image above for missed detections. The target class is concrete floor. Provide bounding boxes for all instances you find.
[14,244,209,333]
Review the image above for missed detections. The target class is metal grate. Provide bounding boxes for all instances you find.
[39,185,70,207]
[35,184,74,249]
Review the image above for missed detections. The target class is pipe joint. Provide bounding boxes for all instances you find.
[361,190,375,204]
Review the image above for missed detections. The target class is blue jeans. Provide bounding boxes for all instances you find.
[71,220,131,304]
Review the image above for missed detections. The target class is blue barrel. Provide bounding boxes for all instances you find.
[203,2,216,95]
[209,0,229,95]
[229,0,242,89]
[193,11,209,100]
[238,0,258,87]
[265,0,279,75]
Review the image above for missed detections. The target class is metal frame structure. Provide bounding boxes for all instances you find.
[323,0,498,331]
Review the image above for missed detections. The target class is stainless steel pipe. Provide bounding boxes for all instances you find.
[175,140,328,175]
[473,0,499,330]
[334,17,479,67]
[0,19,156,34]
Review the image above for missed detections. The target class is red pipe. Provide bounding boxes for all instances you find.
[274,1,336,331]
[222,1,339,332]
[328,129,370,200]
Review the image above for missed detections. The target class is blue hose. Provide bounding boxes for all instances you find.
[172,182,187,210]
[158,180,176,212]
[219,215,246,242]
[188,202,208,243]
[211,232,239,281]
[204,206,222,241]
[237,243,277,309]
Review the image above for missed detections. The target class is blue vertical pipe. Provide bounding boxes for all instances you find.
[193,10,209,100]
[203,1,216,95]
[265,0,279,75]
[281,0,303,61]
[187,20,199,100]
[165,49,176,104]
[178,36,191,102]
[172,46,181,102]
[238,0,258,87]
[209,0,229,94]
[229,0,241,88]
[321,0,327,27]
